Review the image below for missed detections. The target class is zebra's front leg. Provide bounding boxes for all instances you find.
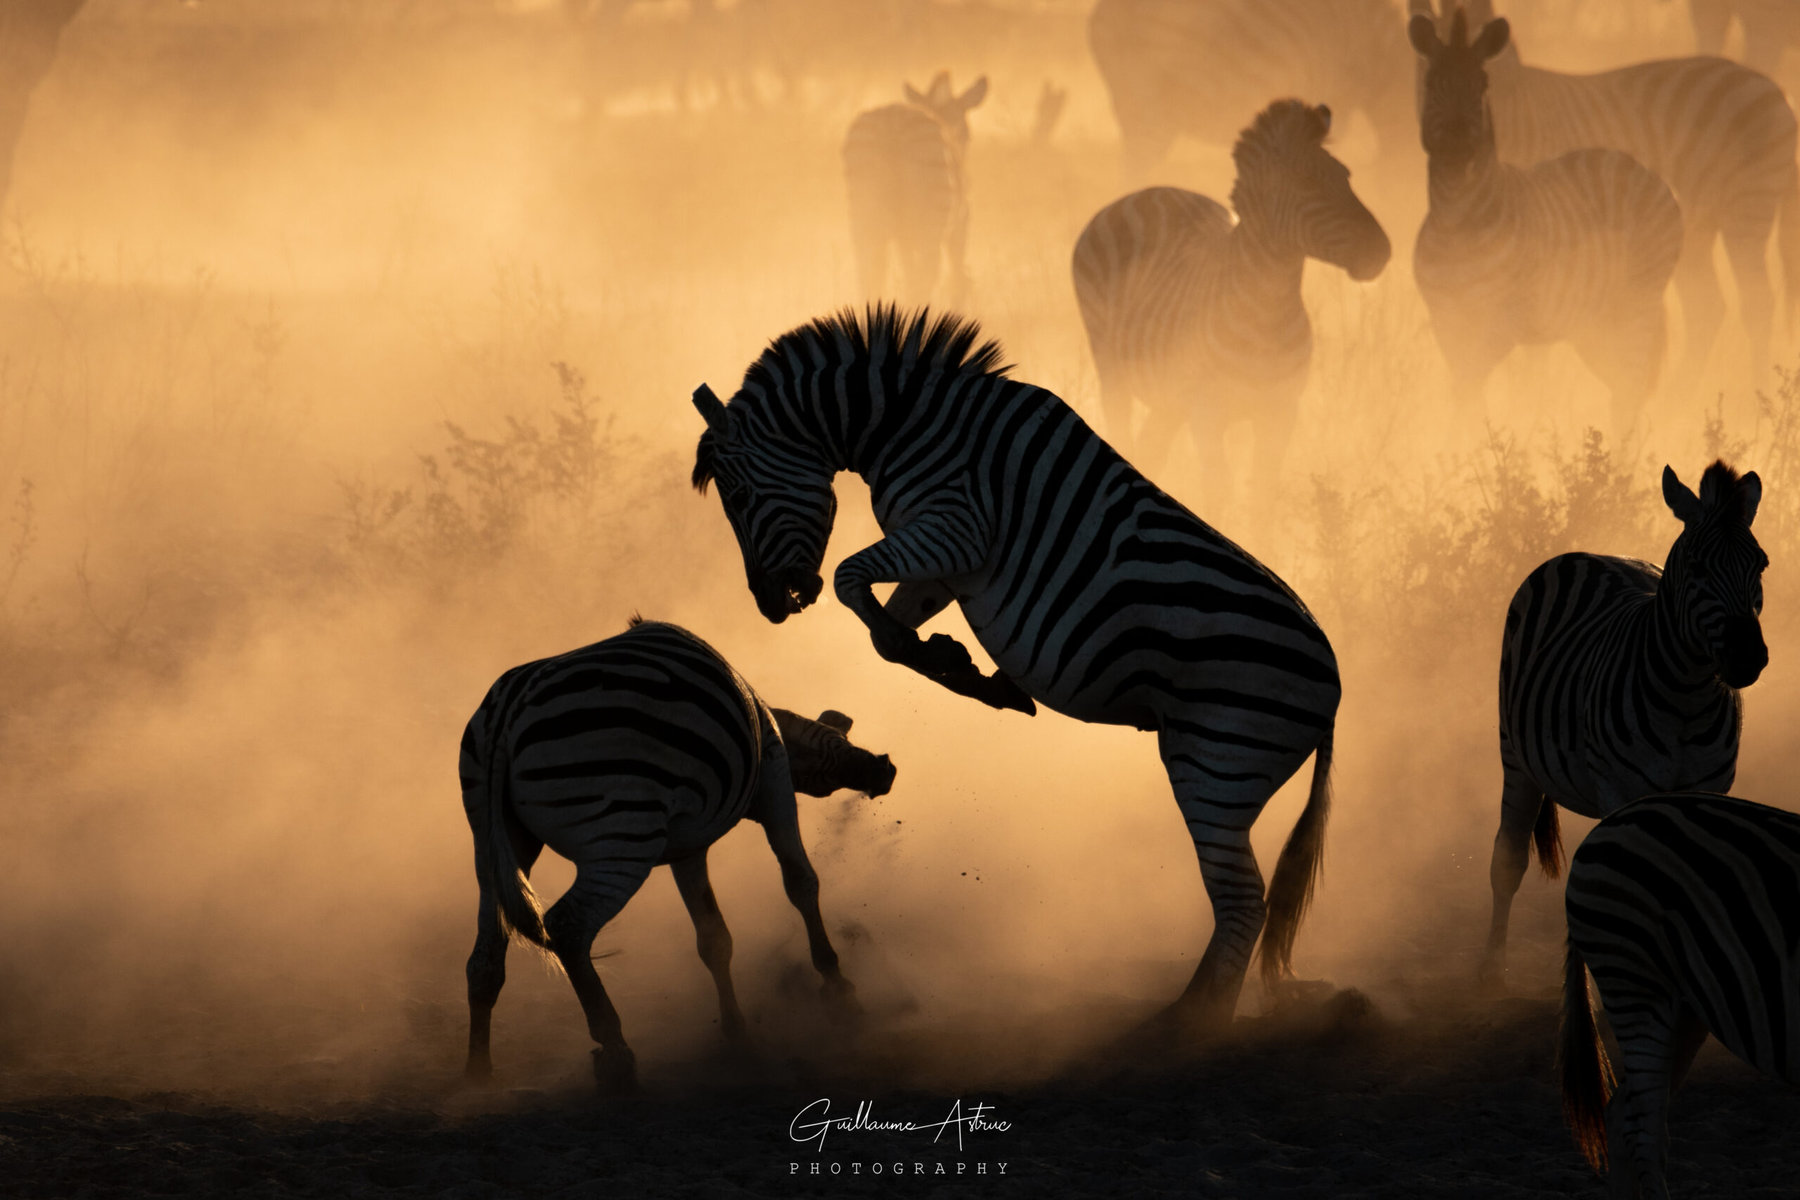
[836,517,1035,715]
[670,850,748,1043]
[754,761,858,1013]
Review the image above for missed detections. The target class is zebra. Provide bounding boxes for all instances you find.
[460,616,896,1091]
[1413,0,1800,386]
[689,306,1340,1026]
[1071,99,1391,488]
[1087,0,1419,182]
[1562,790,1800,1199]
[1409,11,1685,431]
[841,70,987,306]
[1483,460,1768,984]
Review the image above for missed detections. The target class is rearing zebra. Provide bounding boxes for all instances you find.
[1072,99,1390,486]
[1562,791,1800,1199]
[1410,11,1684,430]
[1483,461,1768,983]
[1413,0,1800,384]
[690,307,1340,1023]
[842,71,988,306]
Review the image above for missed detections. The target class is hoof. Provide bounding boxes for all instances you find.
[463,1054,494,1085]
[592,1046,640,1096]
[822,976,863,1019]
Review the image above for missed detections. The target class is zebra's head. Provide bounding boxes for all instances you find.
[1230,100,1391,282]
[692,383,835,624]
[1664,461,1769,689]
[1409,9,1510,167]
[903,70,988,153]
[771,708,897,798]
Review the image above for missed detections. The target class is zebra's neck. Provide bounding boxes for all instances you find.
[1650,564,1721,688]
[1223,218,1307,323]
[1426,152,1510,230]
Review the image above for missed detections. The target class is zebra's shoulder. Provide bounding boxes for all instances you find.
[1584,790,1800,855]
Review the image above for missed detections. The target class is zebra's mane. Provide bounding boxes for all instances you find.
[1699,460,1753,519]
[1232,99,1330,167]
[694,306,1011,493]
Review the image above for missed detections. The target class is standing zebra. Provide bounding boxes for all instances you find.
[1414,0,1799,384]
[690,307,1340,1025]
[1483,461,1768,983]
[1088,0,1419,182]
[1562,791,1800,1198]
[460,617,896,1091]
[1072,99,1390,487]
[1410,12,1684,430]
[841,71,987,306]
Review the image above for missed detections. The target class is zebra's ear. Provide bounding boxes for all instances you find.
[903,80,926,106]
[1408,13,1442,56]
[959,76,989,111]
[926,70,952,106]
[1472,16,1510,60]
[692,383,729,434]
[1741,472,1763,525]
[817,710,854,735]
[1314,104,1332,137]
[1663,465,1702,524]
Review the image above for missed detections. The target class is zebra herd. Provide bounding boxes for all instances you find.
[456,3,1800,1196]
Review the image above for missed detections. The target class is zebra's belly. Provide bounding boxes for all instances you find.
[509,773,749,864]
[1517,732,1737,817]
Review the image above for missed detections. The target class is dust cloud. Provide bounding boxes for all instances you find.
[0,0,1794,1114]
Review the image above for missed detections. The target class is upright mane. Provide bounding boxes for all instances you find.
[1232,98,1331,165]
[1698,459,1754,522]
[695,306,1011,493]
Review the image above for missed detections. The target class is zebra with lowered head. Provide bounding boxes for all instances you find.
[690,306,1340,1027]
[1413,0,1799,385]
[1483,461,1768,984]
[1563,791,1800,1199]
[460,616,896,1092]
[1073,98,1390,486]
[1410,11,1684,431]
[842,70,987,306]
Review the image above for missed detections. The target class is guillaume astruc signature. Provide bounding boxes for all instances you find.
[788,1098,1013,1152]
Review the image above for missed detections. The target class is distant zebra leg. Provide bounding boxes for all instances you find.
[1724,225,1775,378]
[1252,394,1298,496]
[1161,732,1272,1023]
[1480,760,1546,986]
[1602,999,1704,1200]
[755,761,855,1009]
[1671,233,1727,390]
[943,198,971,308]
[544,844,665,1093]
[465,836,543,1081]
[670,850,748,1042]
[1572,310,1664,439]
[847,192,888,299]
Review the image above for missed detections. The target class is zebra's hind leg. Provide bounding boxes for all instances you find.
[1670,231,1727,393]
[465,837,543,1082]
[1159,736,1273,1028]
[1479,760,1548,989]
[1601,1000,1706,1200]
[1723,224,1776,380]
[670,849,748,1043]
[544,846,664,1094]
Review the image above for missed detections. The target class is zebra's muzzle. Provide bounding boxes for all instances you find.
[750,566,823,623]
[1720,617,1768,689]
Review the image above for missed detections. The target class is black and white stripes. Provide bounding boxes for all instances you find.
[1562,791,1800,1199]
[691,306,1339,1022]
[1482,461,1768,981]
[460,617,893,1090]
[1072,99,1390,483]
[1410,12,1685,427]
[841,71,987,306]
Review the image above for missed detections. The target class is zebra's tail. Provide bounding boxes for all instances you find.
[468,700,555,959]
[1781,171,1800,330]
[1258,725,1334,994]
[1559,938,1615,1175]
[1531,798,1565,880]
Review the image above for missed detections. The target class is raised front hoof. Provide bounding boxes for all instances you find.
[977,671,1037,716]
[591,1046,641,1096]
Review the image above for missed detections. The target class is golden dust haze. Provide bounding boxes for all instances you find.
[0,0,1796,1106]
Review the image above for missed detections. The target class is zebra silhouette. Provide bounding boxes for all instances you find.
[842,71,988,306]
[1413,0,1799,384]
[1073,99,1390,486]
[1483,461,1767,983]
[1411,11,1684,430]
[460,617,895,1091]
[690,307,1339,1024]
[1563,791,1800,1199]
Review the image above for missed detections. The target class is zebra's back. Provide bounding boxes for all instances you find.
[1496,54,1795,230]
[1499,553,1737,816]
[459,620,764,865]
[1415,148,1682,351]
[1568,791,1800,1081]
